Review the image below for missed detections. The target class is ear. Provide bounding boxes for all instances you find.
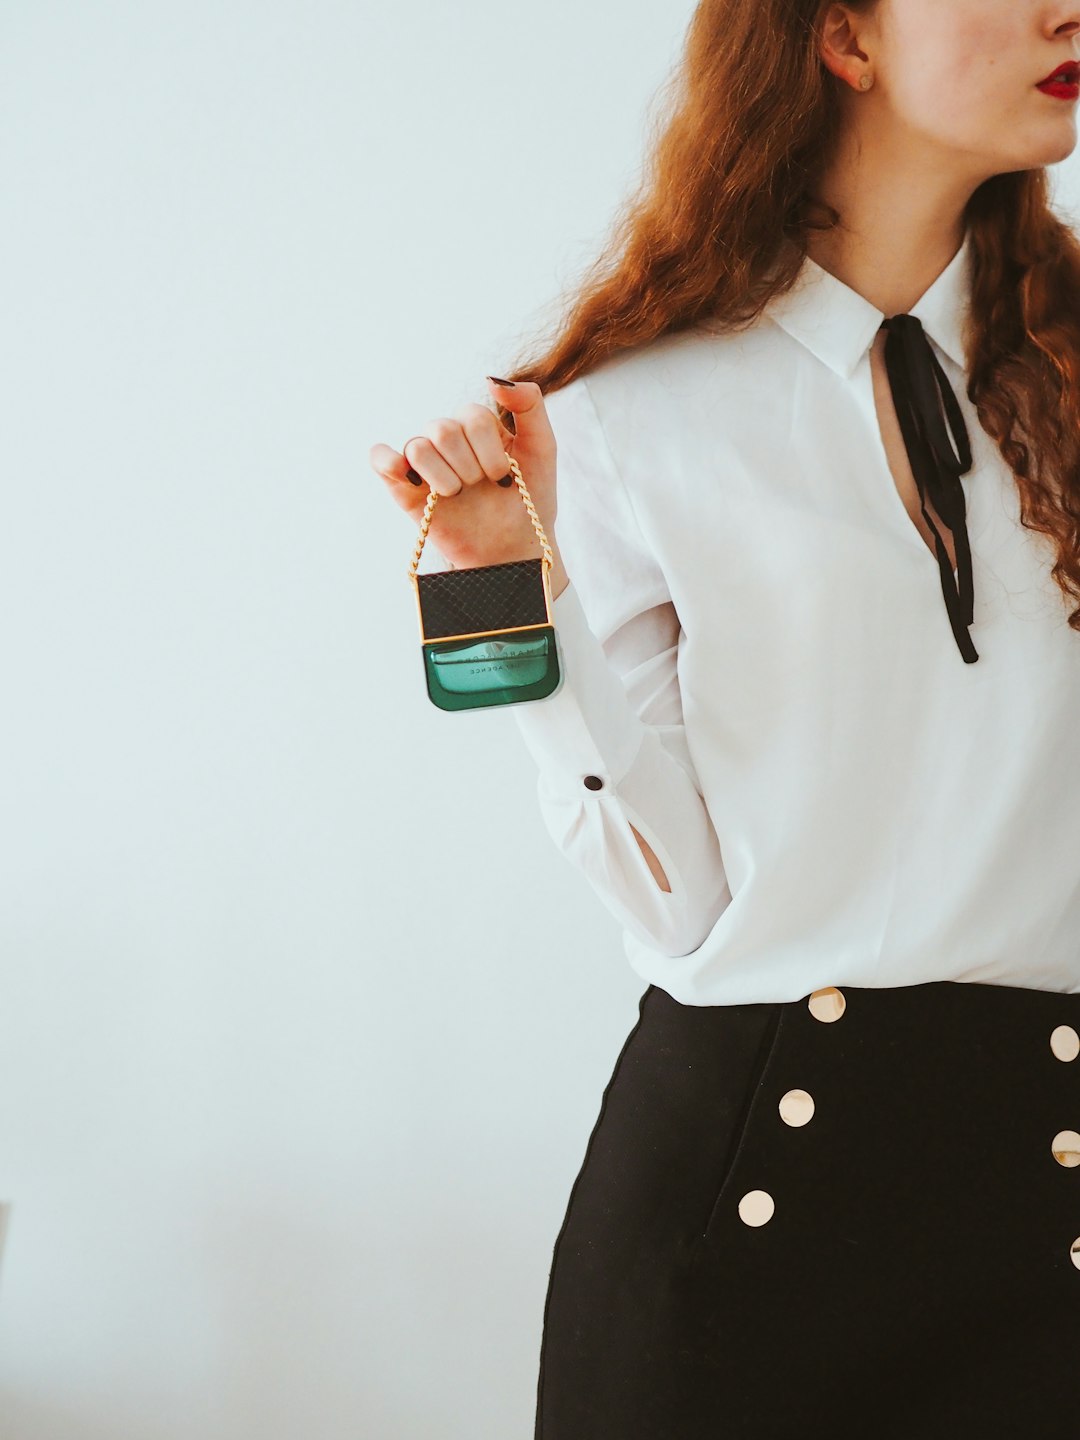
[816,3,873,89]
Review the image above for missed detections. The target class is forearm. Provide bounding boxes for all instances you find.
[547,554,669,891]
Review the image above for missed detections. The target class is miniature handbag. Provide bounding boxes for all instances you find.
[407,454,563,712]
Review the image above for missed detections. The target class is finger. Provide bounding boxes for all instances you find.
[485,376,553,448]
[368,442,435,515]
[455,402,518,488]
[407,413,508,496]
[401,426,470,497]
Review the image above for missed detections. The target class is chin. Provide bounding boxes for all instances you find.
[1033,134,1079,167]
[1035,113,1080,160]
[994,131,1078,172]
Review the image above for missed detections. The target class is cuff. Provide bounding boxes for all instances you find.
[510,581,647,801]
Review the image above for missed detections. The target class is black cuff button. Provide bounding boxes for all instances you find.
[583,775,604,791]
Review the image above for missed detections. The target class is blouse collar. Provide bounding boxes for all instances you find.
[763,230,973,381]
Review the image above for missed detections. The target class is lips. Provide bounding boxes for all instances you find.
[1037,60,1080,86]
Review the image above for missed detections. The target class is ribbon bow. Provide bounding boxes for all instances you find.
[879,313,978,663]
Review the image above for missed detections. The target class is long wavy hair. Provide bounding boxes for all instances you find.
[494,0,1080,631]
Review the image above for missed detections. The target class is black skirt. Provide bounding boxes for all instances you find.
[534,979,1080,1439]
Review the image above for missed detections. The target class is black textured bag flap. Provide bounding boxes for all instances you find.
[416,558,550,641]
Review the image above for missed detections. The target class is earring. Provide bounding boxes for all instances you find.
[860,73,873,90]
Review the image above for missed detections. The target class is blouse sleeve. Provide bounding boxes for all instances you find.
[509,374,732,957]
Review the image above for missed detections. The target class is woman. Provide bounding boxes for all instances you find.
[371,1,1080,1434]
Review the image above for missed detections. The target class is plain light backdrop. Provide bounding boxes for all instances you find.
[1,3,1078,1438]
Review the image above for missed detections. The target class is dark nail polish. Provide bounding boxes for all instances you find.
[497,474,514,487]
[487,375,516,387]
[406,467,424,486]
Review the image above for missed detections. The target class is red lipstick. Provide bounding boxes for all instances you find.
[1036,60,1080,100]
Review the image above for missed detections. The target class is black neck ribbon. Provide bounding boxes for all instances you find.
[879,313,978,663]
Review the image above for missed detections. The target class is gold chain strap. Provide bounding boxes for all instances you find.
[407,454,554,582]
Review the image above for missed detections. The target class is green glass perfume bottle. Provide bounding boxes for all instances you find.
[408,455,563,712]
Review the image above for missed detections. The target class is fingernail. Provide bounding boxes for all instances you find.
[406,467,424,486]
[487,375,516,387]
[497,474,514,487]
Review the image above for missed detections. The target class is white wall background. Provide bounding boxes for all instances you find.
[1,3,1078,1438]
[0,3,688,1437]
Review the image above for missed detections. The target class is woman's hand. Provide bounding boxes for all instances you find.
[370,376,568,593]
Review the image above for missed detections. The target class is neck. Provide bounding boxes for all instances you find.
[802,114,984,314]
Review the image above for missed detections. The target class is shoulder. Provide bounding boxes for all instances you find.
[544,311,796,494]
[554,313,792,435]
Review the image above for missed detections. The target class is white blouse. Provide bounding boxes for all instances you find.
[505,228,1080,1004]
